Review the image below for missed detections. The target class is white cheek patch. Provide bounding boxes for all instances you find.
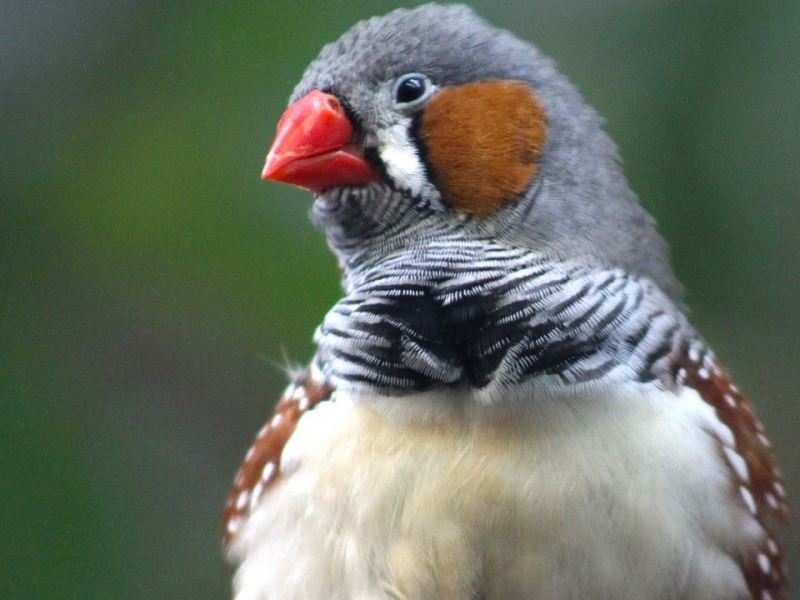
[377,119,441,205]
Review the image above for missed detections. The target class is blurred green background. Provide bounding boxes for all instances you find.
[2,1,798,598]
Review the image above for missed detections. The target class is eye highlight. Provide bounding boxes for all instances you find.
[392,73,434,108]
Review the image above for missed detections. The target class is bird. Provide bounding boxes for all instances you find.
[222,5,790,599]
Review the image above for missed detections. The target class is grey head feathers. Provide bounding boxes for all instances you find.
[293,4,681,301]
[272,4,703,399]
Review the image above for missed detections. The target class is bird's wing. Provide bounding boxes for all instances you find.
[676,350,790,598]
[222,366,333,550]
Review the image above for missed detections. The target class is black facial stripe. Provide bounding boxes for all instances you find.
[408,111,438,199]
[362,146,392,186]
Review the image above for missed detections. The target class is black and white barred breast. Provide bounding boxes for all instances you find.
[314,238,697,396]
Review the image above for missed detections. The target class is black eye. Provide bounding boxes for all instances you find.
[396,76,426,103]
[393,74,435,107]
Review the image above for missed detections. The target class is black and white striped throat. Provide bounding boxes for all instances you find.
[313,237,696,399]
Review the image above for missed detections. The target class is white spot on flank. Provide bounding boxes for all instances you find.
[291,386,305,402]
[723,394,736,408]
[766,493,779,510]
[774,482,786,498]
[698,368,710,380]
[271,413,283,428]
[298,394,310,411]
[261,461,276,483]
[767,539,779,555]
[708,418,736,447]
[763,592,774,600]
[236,489,250,511]
[757,432,771,448]
[723,447,750,482]
[688,347,700,362]
[227,516,241,534]
[758,553,771,574]
[729,383,740,394]
[740,486,757,515]
[250,481,264,512]
[245,446,255,461]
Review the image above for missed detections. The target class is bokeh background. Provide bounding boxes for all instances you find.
[2,1,798,598]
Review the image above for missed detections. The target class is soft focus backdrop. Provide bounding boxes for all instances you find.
[2,1,798,598]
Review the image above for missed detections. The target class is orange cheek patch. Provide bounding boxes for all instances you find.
[419,81,547,216]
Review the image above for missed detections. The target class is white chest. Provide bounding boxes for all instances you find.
[229,383,758,600]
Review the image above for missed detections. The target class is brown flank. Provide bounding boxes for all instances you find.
[674,352,789,599]
[222,368,332,550]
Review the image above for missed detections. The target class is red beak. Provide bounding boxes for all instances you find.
[261,90,380,193]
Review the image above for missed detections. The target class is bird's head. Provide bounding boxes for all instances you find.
[262,4,679,299]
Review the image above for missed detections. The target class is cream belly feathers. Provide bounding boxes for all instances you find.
[229,382,759,600]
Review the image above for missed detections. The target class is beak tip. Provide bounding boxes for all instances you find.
[261,153,279,181]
